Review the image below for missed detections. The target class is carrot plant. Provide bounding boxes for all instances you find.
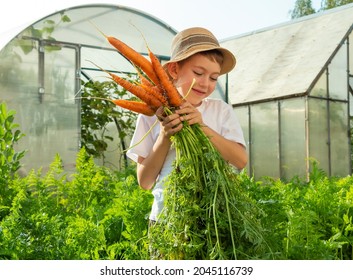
[149,117,271,259]
[0,147,153,260]
[244,161,353,260]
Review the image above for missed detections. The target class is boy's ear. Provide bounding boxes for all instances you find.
[166,62,178,79]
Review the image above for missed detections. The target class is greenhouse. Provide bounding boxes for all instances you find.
[0,4,177,174]
[0,3,352,180]
[221,3,353,180]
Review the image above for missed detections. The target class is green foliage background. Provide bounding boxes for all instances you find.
[80,78,137,169]
[0,148,153,260]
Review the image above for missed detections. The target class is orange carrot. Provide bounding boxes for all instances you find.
[107,36,160,86]
[132,65,166,104]
[140,84,168,106]
[137,68,155,88]
[112,99,155,116]
[135,67,167,104]
[108,72,163,108]
[148,48,183,107]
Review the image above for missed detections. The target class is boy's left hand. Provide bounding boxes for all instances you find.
[175,102,204,126]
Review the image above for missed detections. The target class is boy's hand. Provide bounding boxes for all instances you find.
[175,102,204,126]
[155,107,183,138]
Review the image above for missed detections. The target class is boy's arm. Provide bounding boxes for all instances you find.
[136,134,171,190]
[137,109,183,190]
[201,125,248,169]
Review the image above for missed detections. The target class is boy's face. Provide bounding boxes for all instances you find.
[173,53,221,107]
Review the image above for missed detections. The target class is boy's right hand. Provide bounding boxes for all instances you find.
[156,107,183,138]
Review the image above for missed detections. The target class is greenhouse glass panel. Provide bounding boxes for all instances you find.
[328,43,348,101]
[235,106,249,146]
[81,47,137,81]
[250,102,279,178]
[0,39,43,174]
[310,71,327,98]
[44,46,78,104]
[211,75,227,101]
[308,98,329,174]
[20,45,79,173]
[0,39,38,94]
[330,101,350,176]
[280,98,306,180]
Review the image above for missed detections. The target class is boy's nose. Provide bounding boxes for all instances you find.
[198,76,209,87]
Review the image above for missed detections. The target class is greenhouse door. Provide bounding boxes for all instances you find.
[35,42,81,172]
[20,41,81,174]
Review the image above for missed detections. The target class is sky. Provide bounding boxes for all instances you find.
[0,0,323,41]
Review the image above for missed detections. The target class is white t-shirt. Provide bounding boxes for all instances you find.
[126,98,246,221]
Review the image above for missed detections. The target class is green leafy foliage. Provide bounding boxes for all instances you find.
[322,0,353,10]
[291,0,353,19]
[0,104,352,260]
[149,118,271,260]
[246,161,353,260]
[0,149,153,260]
[80,79,137,168]
[15,12,71,54]
[0,103,25,181]
[0,103,25,221]
[290,0,316,19]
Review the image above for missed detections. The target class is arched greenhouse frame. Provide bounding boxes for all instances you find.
[0,4,180,173]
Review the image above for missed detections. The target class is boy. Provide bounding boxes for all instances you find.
[127,27,247,222]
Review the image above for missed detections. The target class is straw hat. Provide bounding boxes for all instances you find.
[164,27,236,75]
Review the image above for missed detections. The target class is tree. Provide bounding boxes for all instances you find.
[290,0,316,19]
[291,0,353,19]
[322,0,353,9]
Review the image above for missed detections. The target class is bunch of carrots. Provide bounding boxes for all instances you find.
[103,35,183,116]
[101,33,272,260]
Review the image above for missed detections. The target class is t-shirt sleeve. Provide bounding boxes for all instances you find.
[219,103,246,148]
[126,115,157,163]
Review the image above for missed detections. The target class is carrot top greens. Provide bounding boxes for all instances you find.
[103,34,272,259]
[149,110,273,260]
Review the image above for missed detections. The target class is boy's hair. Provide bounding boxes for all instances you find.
[200,49,224,66]
[178,49,224,68]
